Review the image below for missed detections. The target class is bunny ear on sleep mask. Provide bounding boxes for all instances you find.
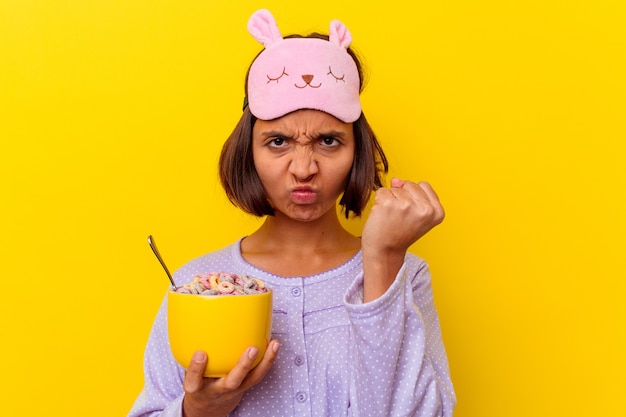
[246,9,362,123]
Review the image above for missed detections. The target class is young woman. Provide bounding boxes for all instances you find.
[130,9,455,417]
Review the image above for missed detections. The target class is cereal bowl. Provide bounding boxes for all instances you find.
[167,289,273,378]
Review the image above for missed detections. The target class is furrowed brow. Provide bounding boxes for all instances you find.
[314,130,346,139]
[261,130,294,139]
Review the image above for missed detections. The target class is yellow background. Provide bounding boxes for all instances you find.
[1,0,625,415]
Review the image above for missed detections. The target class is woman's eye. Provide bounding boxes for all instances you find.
[269,137,286,147]
[320,137,339,147]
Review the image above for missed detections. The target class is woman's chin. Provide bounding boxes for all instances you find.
[278,204,329,222]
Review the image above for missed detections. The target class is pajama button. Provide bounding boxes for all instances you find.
[291,287,302,297]
[294,355,304,366]
[296,391,308,403]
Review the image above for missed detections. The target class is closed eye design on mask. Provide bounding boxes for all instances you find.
[266,67,289,83]
[327,66,345,82]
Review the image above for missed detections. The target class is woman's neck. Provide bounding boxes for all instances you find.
[240,210,361,277]
[255,210,355,249]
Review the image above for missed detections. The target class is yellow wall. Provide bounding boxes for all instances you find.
[1,1,624,415]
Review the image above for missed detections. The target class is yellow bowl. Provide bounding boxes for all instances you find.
[167,290,273,378]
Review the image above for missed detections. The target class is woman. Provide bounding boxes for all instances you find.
[130,9,455,417]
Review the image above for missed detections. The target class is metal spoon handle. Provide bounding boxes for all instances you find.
[147,235,177,290]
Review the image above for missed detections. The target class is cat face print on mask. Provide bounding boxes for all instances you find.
[246,9,362,123]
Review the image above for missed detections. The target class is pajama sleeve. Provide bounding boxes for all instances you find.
[343,255,456,417]
[128,296,186,417]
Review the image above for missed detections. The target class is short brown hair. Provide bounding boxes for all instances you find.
[219,34,388,218]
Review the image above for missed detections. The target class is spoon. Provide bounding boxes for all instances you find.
[147,235,177,290]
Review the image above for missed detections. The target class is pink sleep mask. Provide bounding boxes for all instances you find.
[246,9,362,123]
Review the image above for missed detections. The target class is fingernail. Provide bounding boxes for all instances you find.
[272,341,280,353]
[247,346,259,359]
[192,351,206,363]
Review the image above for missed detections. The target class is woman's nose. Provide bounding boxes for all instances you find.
[289,148,318,180]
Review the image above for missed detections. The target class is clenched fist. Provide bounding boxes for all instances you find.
[361,178,444,301]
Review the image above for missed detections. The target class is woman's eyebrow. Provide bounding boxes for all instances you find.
[259,130,293,139]
[314,130,346,138]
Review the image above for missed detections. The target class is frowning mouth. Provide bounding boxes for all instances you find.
[291,187,317,203]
